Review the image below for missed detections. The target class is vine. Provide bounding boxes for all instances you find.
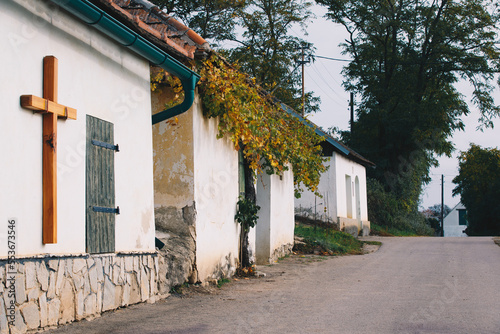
[197,55,327,197]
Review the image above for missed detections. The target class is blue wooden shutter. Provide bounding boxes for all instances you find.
[86,115,117,254]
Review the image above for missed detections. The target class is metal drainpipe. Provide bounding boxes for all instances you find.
[50,0,200,125]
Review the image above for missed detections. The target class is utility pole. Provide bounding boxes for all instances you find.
[441,174,444,237]
[350,92,354,133]
[295,45,310,116]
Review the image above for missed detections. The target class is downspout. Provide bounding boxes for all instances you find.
[50,0,200,124]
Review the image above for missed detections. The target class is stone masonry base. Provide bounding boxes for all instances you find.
[0,252,161,334]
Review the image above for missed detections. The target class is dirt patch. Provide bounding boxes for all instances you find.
[493,237,500,247]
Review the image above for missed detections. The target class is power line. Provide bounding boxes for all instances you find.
[315,55,352,62]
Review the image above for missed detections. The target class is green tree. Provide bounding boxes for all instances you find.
[151,0,320,113]
[453,144,500,235]
[225,0,320,114]
[317,0,500,227]
[152,0,247,43]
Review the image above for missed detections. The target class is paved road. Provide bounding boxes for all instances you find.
[50,237,500,334]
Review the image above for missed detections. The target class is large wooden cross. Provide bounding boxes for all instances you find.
[20,56,77,244]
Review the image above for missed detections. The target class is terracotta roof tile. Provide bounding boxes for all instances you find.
[92,0,210,60]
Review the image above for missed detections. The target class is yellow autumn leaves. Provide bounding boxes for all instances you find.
[198,55,326,197]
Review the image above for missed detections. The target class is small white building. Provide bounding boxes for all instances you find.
[295,128,374,236]
[443,203,468,237]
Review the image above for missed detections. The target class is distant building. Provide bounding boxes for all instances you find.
[443,203,468,237]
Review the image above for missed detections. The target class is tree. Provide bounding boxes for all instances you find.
[151,0,320,114]
[427,204,452,219]
[453,144,500,235]
[317,0,500,226]
[225,0,320,114]
[152,0,247,43]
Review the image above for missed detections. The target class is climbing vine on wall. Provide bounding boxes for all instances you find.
[151,54,327,196]
[197,55,326,196]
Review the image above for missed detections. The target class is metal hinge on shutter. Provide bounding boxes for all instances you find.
[92,206,120,214]
[91,139,119,152]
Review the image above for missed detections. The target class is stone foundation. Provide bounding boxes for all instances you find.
[0,252,160,334]
[269,243,294,264]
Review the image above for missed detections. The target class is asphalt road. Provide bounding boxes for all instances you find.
[50,237,500,334]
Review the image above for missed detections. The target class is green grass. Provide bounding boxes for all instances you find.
[216,278,230,288]
[294,224,364,255]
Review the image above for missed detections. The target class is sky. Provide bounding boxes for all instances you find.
[290,4,500,211]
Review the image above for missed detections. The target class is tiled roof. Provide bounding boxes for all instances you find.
[91,0,210,60]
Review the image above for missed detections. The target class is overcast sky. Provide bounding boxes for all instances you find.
[294,4,500,210]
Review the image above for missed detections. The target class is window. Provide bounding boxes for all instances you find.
[458,209,467,226]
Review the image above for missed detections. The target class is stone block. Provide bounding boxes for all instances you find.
[112,265,120,285]
[94,258,104,282]
[73,259,86,274]
[47,272,56,299]
[55,260,65,296]
[39,294,48,328]
[102,276,116,312]
[76,290,84,320]
[13,309,27,334]
[84,294,97,317]
[47,298,60,326]
[96,285,102,314]
[27,287,39,301]
[86,257,95,269]
[129,273,140,305]
[133,257,139,272]
[47,260,59,271]
[88,267,98,293]
[83,275,91,296]
[140,268,149,302]
[73,275,84,291]
[102,258,110,276]
[15,276,26,304]
[124,257,133,272]
[0,296,8,334]
[121,283,130,307]
[24,262,36,290]
[114,285,122,308]
[36,262,49,291]
[16,263,24,275]
[60,280,75,324]
[65,259,73,278]
[20,302,39,330]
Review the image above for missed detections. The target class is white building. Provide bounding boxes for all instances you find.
[0,0,205,332]
[443,203,468,237]
[295,128,374,236]
[152,80,296,280]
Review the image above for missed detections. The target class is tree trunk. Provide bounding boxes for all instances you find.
[240,156,256,268]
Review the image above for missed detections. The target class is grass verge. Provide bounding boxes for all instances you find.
[294,223,364,255]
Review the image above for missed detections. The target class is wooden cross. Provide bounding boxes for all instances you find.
[20,56,77,244]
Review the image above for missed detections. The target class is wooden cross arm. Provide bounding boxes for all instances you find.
[20,95,77,120]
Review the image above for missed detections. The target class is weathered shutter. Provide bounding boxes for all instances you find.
[86,115,117,254]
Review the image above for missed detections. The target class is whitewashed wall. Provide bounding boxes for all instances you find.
[295,158,337,222]
[444,203,467,237]
[295,152,369,235]
[192,97,243,281]
[255,168,295,264]
[334,154,368,222]
[0,0,155,257]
